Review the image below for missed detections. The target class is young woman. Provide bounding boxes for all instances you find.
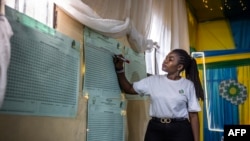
[114,49,204,141]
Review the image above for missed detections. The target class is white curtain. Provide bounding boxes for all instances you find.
[53,0,189,74]
[147,0,190,74]
[0,16,14,107]
[5,0,54,27]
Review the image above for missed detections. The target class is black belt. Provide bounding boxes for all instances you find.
[151,117,188,123]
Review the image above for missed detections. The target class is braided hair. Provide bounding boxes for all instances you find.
[172,49,204,101]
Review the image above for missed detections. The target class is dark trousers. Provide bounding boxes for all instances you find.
[144,119,194,141]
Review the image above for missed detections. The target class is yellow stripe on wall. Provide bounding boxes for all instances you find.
[237,66,250,124]
[196,53,250,65]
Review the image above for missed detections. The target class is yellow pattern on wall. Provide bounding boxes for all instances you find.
[237,66,250,124]
[198,69,204,141]
[196,20,235,51]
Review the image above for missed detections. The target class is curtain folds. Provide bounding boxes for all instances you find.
[54,0,154,53]
[204,68,238,141]
[54,0,190,74]
[54,0,130,35]
[147,0,189,74]
[229,19,250,50]
[0,15,13,107]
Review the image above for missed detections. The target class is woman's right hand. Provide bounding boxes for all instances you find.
[113,54,124,71]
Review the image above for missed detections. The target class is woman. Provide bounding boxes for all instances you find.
[113,49,204,141]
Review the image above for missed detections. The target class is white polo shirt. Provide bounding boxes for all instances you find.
[133,75,201,118]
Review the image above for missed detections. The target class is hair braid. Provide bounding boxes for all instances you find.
[172,49,204,101]
[186,58,204,100]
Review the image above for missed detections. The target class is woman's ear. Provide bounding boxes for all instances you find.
[177,64,184,71]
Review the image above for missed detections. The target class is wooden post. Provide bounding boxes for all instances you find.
[0,0,5,15]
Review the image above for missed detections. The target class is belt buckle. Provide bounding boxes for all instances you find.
[160,118,171,123]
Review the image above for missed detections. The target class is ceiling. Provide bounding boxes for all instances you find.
[186,0,250,22]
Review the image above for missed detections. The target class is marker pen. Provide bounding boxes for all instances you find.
[115,55,130,63]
